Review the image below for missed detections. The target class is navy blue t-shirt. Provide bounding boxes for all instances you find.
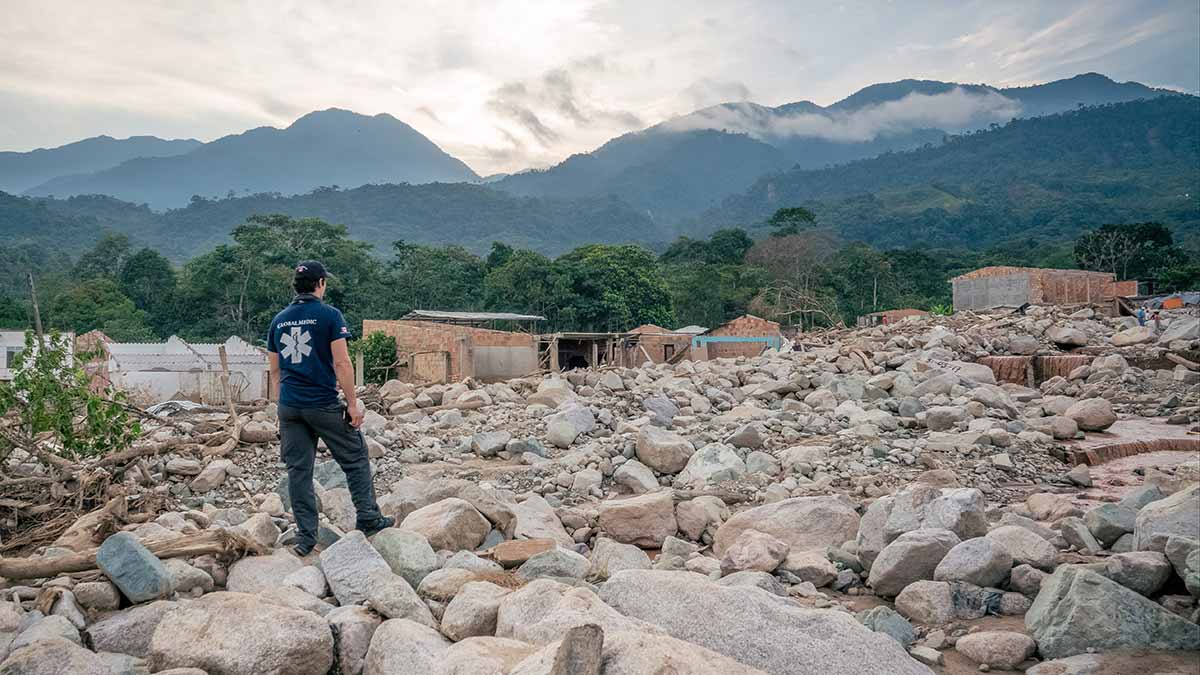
[266,294,352,408]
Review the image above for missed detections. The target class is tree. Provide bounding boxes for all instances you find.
[47,279,156,341]
[351,332,398,385]
[483,249,569,326]
[119,248,177,336]
[767,207,816,237]
[74,233,132,280]
[829,243,897,322]
[703,228,754,264]
[1074,222,1176,281]
[555,244,674,331]
[389,241,485,315]
[0,296,28,329]
[486,242,515,270]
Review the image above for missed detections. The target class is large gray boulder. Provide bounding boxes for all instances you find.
[1102,551,1172,597]
[509,629,769,675]
[86,600,179,659]
[1025,566,1200,658]
[147,592,333,675]
[226,550,305,593]
[399,497,491,551]
[0,638,117,675]
[441,637,537,675]
[327,606,380,675]
[1134,484,1199,552]
[599,569,933,675]
[96,532,175,603]
[588,538,651,580]
[987,525,1058,571]
[597,491,677,548]
[676,443,746,486]
[934,537,1013,588]
[370,528,440,589]
[635,426,694,473]
[1084,504,1136,547]
[363,619,450,675]
[511,495,574,546]
[440,582,510,641]
[1064,398,1116,431]
[858,486,987,570]
[714,496,859,558]
[868,529,960,597]
[496,579,660,645]
[320,530,394,606]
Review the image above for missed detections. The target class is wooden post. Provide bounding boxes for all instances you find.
[591,341,599,369]
[27,273,44,344]
[218,345,242,442]
[354,350,364,387]
[549,336,560,373]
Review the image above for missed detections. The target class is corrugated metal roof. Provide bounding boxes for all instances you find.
[402,310,546,322]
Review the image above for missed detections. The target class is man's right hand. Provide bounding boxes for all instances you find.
[347,400,364,428]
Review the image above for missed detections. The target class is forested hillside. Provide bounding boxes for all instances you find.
[694,96,1200,248]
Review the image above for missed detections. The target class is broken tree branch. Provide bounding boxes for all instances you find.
[0,529,267,580]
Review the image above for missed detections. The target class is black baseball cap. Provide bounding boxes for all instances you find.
[294,260,330,283]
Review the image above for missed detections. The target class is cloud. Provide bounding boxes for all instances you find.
[680,78,754,109]
[486,58,643,149]
[662,87,1023,142]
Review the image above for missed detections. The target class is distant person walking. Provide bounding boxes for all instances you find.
[267,261,392,556]
[1137,306,1146,327]
[1152,311,1162,333]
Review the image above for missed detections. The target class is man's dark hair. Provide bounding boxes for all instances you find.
[293,275,319,294]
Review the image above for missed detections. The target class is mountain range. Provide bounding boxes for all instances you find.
[0,72,1193,258]
[18,109,478,209]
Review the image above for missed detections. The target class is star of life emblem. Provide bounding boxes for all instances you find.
[279,326,313,364]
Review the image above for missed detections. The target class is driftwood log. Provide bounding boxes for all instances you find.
[0,529,266,580]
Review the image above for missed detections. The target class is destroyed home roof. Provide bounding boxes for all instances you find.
[401,310,545,323]
[673,325,709,335]
[950,266,1116,282]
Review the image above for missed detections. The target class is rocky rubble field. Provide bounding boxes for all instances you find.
[0,305,1198,674]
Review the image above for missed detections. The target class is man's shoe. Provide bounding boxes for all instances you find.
[292,541,315,557]
[359,516,395,538]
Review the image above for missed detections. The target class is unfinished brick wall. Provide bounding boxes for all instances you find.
[362,320,535,382]
[705,315,782,359]
[628,324,691,363]
[952,266,1131,311]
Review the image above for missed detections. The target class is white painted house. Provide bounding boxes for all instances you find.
[89,334,269,405]
[0,330,75,381]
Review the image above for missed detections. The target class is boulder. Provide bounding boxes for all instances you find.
[1158,316,1200,343]
[363,619,450,675]
[371,528,440,589]
[924,406,966,431]
[724,422,766,449]
[867,528,960,597]
[363,568,436,626]
[517,548,591,581]
[1025,492,1080,522]
[96,532,175,603]
[86,600,179,658]
[599,569,933,675]
[634,426,694,473]
[1133,484,1199,552]
[496,579,660,645]
[612,460,659,494]
[676,443,746,486]
[1026,566,1200,658]
[327,606,380,675]
[1111,325,1154,346]
[987,525,1058,571]
[1164,535,1200,584]
[1103,551,1171,596]
[720,530,789,574]
[1010,564,1048,598]
[319,530,393,606]
[857,605,916,647]
[1064,398,1117,431]
[147,592,333,675]
[511,495,574,547]
[509,629,768,675]
[1119,485,1167,512]
[778,550,838,587]
[894,581,979,625]
[440,581,510,641]
[714,496,859,558]
[399,498,491,551]
[226,550,305,593]
[675,496,728,541]
[1084,504,1136,547]
[1046,326,1087,347]
[597,491,677,548]
[471,431,512,458]
[1060,517,1104,554]
[588,538,652,580]
[955,631,1036,669]
[0,639,116,675]
[934,537,1013,588]
[442,637,537,675]
[717,570,788,597]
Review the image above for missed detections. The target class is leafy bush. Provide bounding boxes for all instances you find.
[351,331,398,385]
[0,331,141,459]
[929,304,953,316]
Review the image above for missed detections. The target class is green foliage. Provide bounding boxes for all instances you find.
[390,240,485,316]
[554,244,675,331]
[351,332,398,385]
[1074,222,1188,283]
[74,233,132,280]
[767,207,816,237]
[0,296,28,329]
[929,304,953,316]
[0,331,141,458]
[48,278,156,341]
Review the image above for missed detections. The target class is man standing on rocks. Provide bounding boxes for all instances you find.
[267,261,393,556]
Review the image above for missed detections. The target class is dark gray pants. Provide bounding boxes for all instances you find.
[278,402,384,547]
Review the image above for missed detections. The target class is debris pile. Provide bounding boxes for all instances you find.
[0,304,1197,674]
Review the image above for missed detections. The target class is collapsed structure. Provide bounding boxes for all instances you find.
[951,266,1139,312]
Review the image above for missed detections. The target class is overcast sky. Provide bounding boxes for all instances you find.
[2,0,1197,175]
